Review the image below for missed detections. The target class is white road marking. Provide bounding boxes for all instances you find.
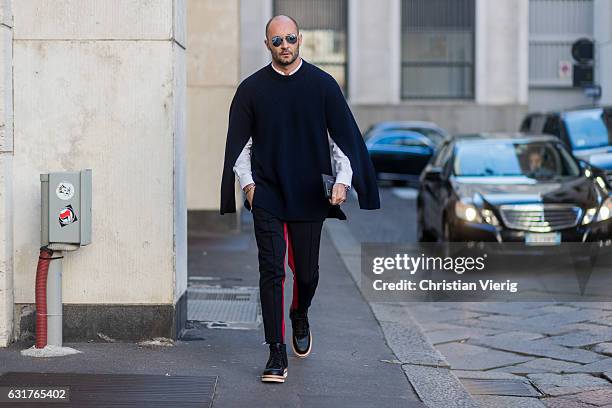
[391,187,419,200]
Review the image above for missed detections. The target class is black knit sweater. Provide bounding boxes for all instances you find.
[220,60,380,221]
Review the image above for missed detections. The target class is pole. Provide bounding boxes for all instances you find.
[46,250,63,346]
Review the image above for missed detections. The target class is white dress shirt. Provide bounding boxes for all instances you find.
[233,59,353,190]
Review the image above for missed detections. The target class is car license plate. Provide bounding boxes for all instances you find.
[525,232,561,246]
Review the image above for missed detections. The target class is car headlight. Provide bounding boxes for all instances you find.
[582,208,597,224]
[582,197,612,224]
[597,197,612,221]
[481,209,500,226]
[455,201,481,223]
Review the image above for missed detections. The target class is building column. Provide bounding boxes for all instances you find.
[475,0,529,105]
[186,0,242,233]
[594,0,612,105]
[0,0,13,348]
[10,0,187,343]
[348,0,400,104]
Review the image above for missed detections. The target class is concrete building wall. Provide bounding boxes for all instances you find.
[7,0,186,343]
[186,0,240,221]
[0,0,13,347]
[350,0,528,134]
[527,0,595,112]
[475,0,529,106]
[240,0,272,80]
[595,0,612,105]
[348,0,400,104]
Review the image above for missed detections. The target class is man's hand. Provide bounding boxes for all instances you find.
[244,183,255,207]
[329,183,348,205]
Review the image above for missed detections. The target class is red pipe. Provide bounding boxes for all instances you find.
[35,248,53,349]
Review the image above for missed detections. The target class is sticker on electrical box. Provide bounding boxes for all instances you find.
[59,205,78,227]
[56,182,75,200]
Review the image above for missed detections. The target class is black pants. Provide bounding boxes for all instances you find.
[252,204,324,344]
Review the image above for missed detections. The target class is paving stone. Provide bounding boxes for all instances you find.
[549,327,612,347]
[571,388,612,406]
[542,395,601,408]
[444,302,548,318]
[475,395,546,408]
[402,364,480,408]
[422,322,468,332]
[453,370,524,380]
[492,358,583,374]
[427,327,499,345]
[566,358,612,374]
[528,373,612,397]
[474,331,546,342]
[593,343,612,356]
[544,323,610,336]
[378,321,449,367]
[436,342,532,370]
[520,310,612,331]
[472,336,605,364]
[539,305,582,314]
[572,302,612,311]
[411,308,485,324]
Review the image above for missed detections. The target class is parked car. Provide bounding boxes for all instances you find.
[364,120,450,142]
[417,133,612,244]
[365,121,449,185]
[520,106,612,182]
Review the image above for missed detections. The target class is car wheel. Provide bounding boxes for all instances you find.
[417,205,436,242]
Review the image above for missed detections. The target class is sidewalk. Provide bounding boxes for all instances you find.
[0,208,425,407]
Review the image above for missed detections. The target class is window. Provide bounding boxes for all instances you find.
[529,0,593,87]
[401,0,475,99]
[433,143,452,167]
[273,0,348,93]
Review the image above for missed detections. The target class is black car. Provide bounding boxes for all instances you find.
[417,133,612,244]
[520,106,612,181]
[365,122,447,185]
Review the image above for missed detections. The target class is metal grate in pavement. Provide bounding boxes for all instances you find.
[187,286,260,329]
[460,378,541,397]
[0,372,217,408]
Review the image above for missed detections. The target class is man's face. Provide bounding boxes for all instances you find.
[528,152,543,171]
[265,18,302,66]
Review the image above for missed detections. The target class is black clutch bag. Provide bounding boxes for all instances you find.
[322,173,336,199]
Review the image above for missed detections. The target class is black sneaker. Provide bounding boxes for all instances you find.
[290,309,312,358]
[261,343,288,383]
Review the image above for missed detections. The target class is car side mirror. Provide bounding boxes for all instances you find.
[424,167,443,182]
[577,159,588,169]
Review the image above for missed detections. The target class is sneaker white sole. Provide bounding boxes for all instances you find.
[261,369,288,383]
[291,330,312,359]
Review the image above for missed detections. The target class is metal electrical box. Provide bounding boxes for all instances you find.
[41,169,92,246]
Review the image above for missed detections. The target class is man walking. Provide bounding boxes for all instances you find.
[220,15,380,383]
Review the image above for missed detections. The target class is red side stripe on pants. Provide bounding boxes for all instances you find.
[286,224,298,311]
[282,222,298,342]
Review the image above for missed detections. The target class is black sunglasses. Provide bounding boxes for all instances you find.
[270,33,298,47]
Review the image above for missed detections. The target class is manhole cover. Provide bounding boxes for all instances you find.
[460,378,541,397]
[0,372,217,407]
[187,286,261,329]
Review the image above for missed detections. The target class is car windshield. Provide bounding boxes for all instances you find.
[454,141,581,179]
[365,125,445,145]
[563,108,612,150]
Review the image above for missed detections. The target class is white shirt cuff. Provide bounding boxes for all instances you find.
[238,173,255,190]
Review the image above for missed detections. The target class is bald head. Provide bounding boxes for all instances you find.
[265,15,299,39]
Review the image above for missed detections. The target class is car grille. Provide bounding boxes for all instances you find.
[499,204,582,232]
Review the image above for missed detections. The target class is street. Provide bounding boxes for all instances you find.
[333,185,612,408]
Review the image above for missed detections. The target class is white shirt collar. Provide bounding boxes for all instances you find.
[271,58,303,76]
